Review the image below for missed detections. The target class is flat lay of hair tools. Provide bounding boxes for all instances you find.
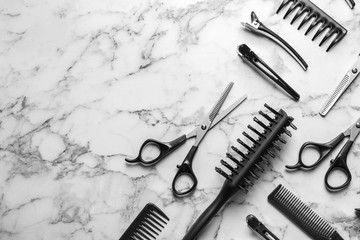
[125,82,247,196]
[268,185,345,240]
[181,104,296,240]
[319,53,360,116]
[237,44,300,101]
[286,117,360,191]
[242,11,308,71]
[276,0,348,52]
[246,214,280,240]
[119,203,169,240]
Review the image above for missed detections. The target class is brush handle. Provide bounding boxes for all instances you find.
[182,181,237,240]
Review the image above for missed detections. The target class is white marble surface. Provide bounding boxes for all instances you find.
[1,0,360,239]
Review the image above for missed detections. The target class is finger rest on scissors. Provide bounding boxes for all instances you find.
[324,140,353,191]
[125,135,187,166]
[325,164,352,191]
[286,141,332,170]
[172,146,198,196]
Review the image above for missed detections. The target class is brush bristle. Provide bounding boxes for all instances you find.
[216,104,295,193]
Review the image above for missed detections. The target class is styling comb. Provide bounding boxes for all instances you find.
[277,0,348,52]
[181,104,296,240]
[268,185,344,240]
[119,203,169,240]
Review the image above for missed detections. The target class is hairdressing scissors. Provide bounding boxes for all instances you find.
[125,82,247,196]
[286,117,360,191]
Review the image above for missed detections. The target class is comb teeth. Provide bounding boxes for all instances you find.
[276,0,347,52]
[216,104,295,193]
[268,185,343,240]
[119,203,169,240]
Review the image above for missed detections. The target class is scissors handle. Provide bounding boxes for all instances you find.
[286,133,345,170]
[125,135,187,166]
[172,145,198,196]
[324,140,353,191]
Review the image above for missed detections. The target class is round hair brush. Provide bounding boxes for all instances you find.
[182,104,296,240]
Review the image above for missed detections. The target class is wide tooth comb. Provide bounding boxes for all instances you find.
[119,203,169,240]
[268,185,344,240]
[182,104,295,240]
[277,0,347,51]
[312,22,330,41]
[284,2,302,19]
[305,18,324,36]
[291,6,308,24]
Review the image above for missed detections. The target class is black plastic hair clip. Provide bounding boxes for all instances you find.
[242,11,308,71]
[237,44,300,101]
[247,214,280,240]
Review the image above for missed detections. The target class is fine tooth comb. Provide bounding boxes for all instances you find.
[181,104,296,240]
[268,185,344,240]
[119,203,169,240]
[277,0,348,52]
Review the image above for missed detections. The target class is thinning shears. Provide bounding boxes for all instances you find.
[286,117,360,191]
[125,82,247,196]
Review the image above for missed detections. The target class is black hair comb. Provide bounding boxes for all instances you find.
[268,185,344,240]
[277,0,347,52]
[181,104,296,240]
[119,203,169,240]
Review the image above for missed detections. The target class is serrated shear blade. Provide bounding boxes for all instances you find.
[319,54,360,117]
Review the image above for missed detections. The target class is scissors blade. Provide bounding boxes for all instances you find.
[192,82,233,146]
[348,117,360,141]
[319,53,360,117]
[208,82,234,123]
[210,94,247,128]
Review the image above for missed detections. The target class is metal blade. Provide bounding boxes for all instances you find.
[211,95,247,128]
[349,117,360,141]
[192,82,234,146]
[208,82,233,123]
[319,54,360,117]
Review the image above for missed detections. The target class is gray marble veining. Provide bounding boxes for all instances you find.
[0,0,360,239]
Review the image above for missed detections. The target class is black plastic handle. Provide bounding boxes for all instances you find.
[172,145,198,196]
[324,140,353,191]
[125,135,187,166]
[181,180,237,240]
[286,133,345,170]
[237,44,300,101]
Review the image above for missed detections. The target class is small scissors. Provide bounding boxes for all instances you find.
[125,82,247,196]
[286,117,360,191]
